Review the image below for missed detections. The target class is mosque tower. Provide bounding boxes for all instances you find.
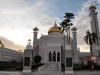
[71,27,79,63]
[33,27,39,50]
[89,5,100,45]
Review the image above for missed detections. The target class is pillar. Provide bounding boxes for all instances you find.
[89,5,100,45]
[23,39,33,73]
[65,45,73,74]
[33,27,39,55]
[71,27,78,64]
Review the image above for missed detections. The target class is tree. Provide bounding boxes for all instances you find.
[58,13,74,69]
[34,55,41,63]
[58,13,74,44]
[84,31,98,55]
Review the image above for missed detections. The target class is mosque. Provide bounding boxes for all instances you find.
[32,5,100,64]
[0,5,100,65]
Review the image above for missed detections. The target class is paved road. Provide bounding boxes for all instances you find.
[0,71,100,75]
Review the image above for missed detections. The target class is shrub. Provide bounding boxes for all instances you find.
[14,66,20,70]
[73,64,83,70]
[34,55,41,63]
[0,61,23,70]
[11,60,16,63]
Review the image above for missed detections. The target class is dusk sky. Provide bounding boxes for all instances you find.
[0,0,100,52]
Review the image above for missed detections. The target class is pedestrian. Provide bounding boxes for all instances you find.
[90,68,92,72]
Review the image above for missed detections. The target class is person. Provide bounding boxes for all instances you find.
[90,65,94,72]
[92,65,94,69]
[90,68,92,72]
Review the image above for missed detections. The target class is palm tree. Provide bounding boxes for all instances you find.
[84,31,98,55]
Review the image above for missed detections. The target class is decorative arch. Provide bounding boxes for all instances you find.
[49,52,52,62]
[53,51,56,62]
[57,51,60,62]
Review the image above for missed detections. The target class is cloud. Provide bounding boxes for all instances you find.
[0,36,25,51]
[73,0,100,52]
[0,0,100,52]
[0,0,60,47]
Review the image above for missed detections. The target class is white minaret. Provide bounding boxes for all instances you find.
[33,27,39,55]
[89,5,100,45]
[71,27,79,64]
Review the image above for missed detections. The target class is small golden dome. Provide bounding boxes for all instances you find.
[89,5,96,10]
[71,27,77,31]
[48,22,63,34]
[33,27,39,31]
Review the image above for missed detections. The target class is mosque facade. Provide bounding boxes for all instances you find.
[32,5,100,64]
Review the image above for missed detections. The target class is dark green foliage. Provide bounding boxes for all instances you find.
[58,13,74,32]
[73,64,83,70]
[34,55,42,63]
[84,31,98,55]
[11,60,16,63]
[0,61,22,70]
[58,12,74,45]
[84,31,98,45]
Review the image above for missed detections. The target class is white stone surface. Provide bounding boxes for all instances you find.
[65,71,73,73]
[95,45,100,49]
[26,45,32,49]
[23,70,32,73]
[47,42,61,46]
[65,45,71,50]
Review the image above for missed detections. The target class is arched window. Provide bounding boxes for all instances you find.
[53,51,56,62]
[57,51,60,62]
[49,52,52,62]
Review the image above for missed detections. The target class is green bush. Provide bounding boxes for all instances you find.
[5,66,23,71]
[73,64,83,70]
[0,61,23,70]
[15,66,20,70]
[34,55,41,63]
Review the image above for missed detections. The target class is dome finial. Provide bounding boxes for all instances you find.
[54,21,57,27]
[89,4,96,10]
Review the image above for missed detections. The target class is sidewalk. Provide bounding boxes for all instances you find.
[0,71,100,75]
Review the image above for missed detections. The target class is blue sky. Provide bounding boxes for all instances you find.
[0,0,100,52]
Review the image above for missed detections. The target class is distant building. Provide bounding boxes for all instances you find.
[0,47,23,62]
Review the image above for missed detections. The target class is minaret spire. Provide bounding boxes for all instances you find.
[89,5,100,45]
[54,21,57,27]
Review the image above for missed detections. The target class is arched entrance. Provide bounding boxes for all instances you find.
[53,51,56,62]
[57,51,60,62]
[49,52,52,62]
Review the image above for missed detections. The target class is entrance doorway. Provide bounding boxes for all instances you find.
[49,52,52,62]
[57,51,60,62]
[53,51,56,62]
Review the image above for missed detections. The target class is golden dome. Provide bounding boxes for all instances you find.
[48,22,63,34]
[71,27,77,31]
[33,27,39,31]
[89,5,96,10]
